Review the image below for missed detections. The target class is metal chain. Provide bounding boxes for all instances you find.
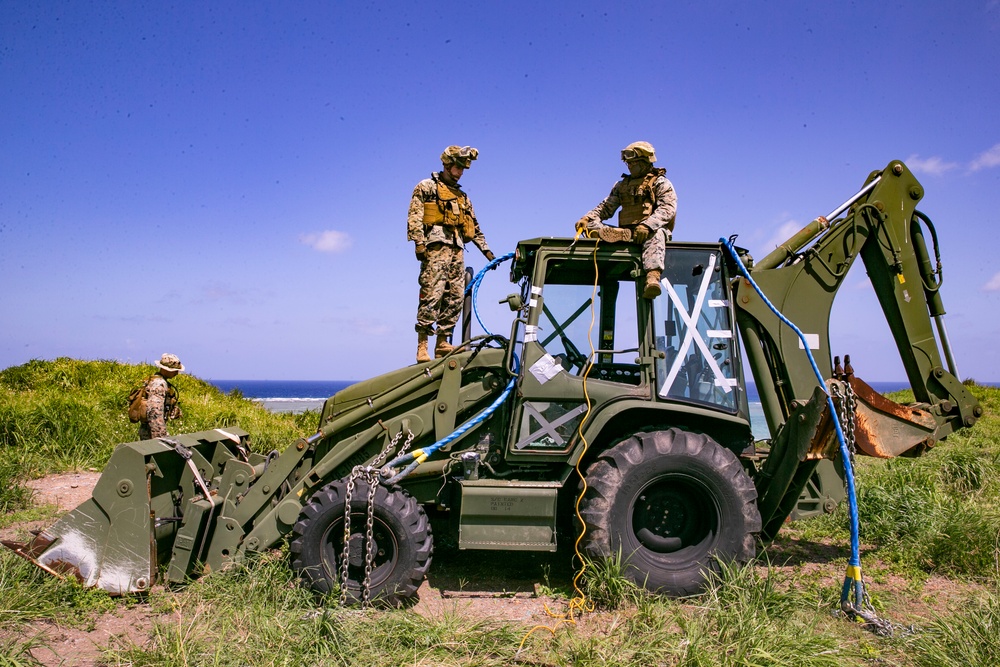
[832,379,902,636]
[338,428,414,607]
[842,379,857,459]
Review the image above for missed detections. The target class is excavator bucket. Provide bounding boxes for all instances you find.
[806,376,940,459]
[1,428,250,594]
[757,375,943,538]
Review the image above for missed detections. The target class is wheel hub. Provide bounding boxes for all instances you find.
[632,477,714,554]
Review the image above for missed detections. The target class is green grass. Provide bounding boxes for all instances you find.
[0,357,315,513]
[797,384,1000,582]
[903,586,1000,667]
[3,360,1000,665]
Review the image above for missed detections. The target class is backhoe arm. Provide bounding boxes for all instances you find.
[734,160,982,536]
[737,159,980,441]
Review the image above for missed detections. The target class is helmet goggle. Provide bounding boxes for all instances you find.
[621,147,650,162]
[443,145,479,168]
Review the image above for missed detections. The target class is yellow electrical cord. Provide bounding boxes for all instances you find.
[517,235,601,655]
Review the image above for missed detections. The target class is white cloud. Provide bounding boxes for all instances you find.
[905,154,959,176]
[969,143,1000,172]
[984,271,1000,292]
[300,230,351,253]
[759,219,808,257]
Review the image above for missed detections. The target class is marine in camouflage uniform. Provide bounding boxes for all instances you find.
[576,141,677,299]
[139,353,184,440]
[407,146,494,362]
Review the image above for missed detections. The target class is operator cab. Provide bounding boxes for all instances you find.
[507,238,750,458]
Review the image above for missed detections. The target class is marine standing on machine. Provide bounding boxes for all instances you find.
[133,353,184,440]
[575,141,677,299]
[407,145,495,362]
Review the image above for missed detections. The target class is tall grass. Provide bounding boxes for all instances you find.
[0,358,316,511]
[0,551,117,629]
[798,384,1000,581]
[107,551,525,667]
[904,587,1000,666]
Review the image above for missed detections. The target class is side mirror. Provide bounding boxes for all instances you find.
[500,293,524,311]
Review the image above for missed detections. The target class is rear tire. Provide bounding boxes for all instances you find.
[289,479,432,607]
[579,428,760,596]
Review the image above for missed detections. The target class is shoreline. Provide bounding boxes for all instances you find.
[255,397,326,414]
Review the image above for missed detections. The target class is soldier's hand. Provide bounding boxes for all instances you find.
[415,243,426,261]
[574,216,591,236]
[633,224,651,244]
[485,250,496,262]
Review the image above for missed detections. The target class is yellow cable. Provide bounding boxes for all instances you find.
[517,237,602,655]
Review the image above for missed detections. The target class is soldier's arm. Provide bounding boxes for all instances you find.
[406,183,429,245]
[467,201,493,257]
[644,177,677,234]
[579,182,622,229]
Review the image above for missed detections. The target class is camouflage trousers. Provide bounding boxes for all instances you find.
[415,243,465,337]
[586,221,669,270]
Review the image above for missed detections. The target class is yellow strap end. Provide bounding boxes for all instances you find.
[845,564,862,580]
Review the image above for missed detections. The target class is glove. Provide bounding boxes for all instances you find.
[574,216,591,236]
[632,224,651,244]
[485,250,496,262]
[414,243,426,261]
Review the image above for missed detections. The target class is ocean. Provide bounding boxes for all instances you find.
[208,380,985,440]
[209,379,354,414]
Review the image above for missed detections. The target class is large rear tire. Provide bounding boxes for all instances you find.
[579,429,760,596]
[289,479,432,607]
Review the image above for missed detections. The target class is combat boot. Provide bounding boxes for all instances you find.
[435,335,455,358]
[416,333,430,363]
[643,269,662,299]
[597,226,633,243]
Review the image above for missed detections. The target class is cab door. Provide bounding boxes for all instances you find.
[651,246,742,412]
[507,250,648,459]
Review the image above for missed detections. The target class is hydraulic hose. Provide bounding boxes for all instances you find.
[385,252,519,484]
[466,252,515,336]
[382,375,515,484]
[721,237,867,616]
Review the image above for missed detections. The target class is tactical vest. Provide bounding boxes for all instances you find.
[421,175,477,242]
[127,376,179,423]
[618,167,666,228]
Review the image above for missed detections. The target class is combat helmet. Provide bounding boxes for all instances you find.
[621,141,656,163]
[441,145,479,169]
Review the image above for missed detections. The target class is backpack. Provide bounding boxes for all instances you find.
[127,377,152,423]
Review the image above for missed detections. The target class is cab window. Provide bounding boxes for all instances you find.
[535,258,641,385]
[652,248,738,410]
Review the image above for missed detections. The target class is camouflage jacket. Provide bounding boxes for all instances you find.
[407,172,491,255]
[582,170,677,234]
[145,375,181,439]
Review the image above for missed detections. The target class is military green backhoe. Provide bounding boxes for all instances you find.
[3,161,981,606]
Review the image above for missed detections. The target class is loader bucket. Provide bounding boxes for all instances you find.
[1,428,250,595]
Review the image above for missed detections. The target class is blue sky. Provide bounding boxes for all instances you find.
[2,2,998,382]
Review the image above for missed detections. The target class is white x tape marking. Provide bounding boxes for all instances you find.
[658,253,734,398]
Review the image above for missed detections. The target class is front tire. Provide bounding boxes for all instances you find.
[579,429,760,596]
[289,478,433,607]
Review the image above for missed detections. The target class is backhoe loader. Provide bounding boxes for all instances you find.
[3,160,981,605]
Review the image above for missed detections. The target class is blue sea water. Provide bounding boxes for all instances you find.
[210,379,355,400]
[209,379,355,414]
